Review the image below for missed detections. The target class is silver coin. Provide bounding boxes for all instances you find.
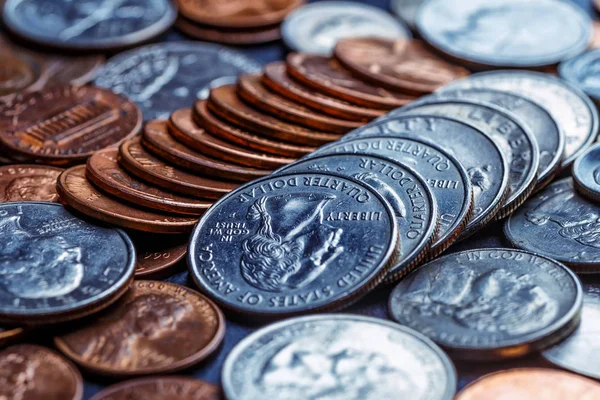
[345,115,508,237]
[504,178,600,273]
[559,49,600,102]
[282,1,411,56]
[443,70,599,168]
[389,248,583,360]
[390,0,424,28]
[416,0,591,68]
[543,284,600,379]
[277,153,438,282]
[94,42,261,120]
[222,314,457,400]
[573,142,600,202]
[392,99,539,218]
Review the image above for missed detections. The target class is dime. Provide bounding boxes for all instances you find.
[222,314,456,400]
[390,0,424,28]
[417,0,592,68]
[334,38,469,95]
[89,376,221,400]
[0,86,142,165]
[0,344,83,400]
[573,143,600,202]
[0,202,135,324]
[310,136,472,257]
[57,166,198,234]
[559,49,600,102]
[0,164,62,203]
[86,149,211,216]
[455,369,600,400]
[188,172,398,317]
[175,17,281,45]
[395,99,539,217]
[286,53,417,109]
[118,138,238,198]
[443,70,599,168]
[208,84,341,146]
[131,233,188,278]
[143,120,270,182]
[95,42,261,120]
[282,1,411,55]
[169,107,294,169]
[278,153,438,281]
[0,46,43,99]
[55,281,225,376]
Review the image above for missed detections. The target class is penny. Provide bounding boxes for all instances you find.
[390,0,424,28]
[223,314,456,400]
[395,99,539,218]
[175,17,281,45]
[573,143,600,202]
[57,166,198,234]
[237,74,362,134]
[559,49,600,102]
[504,178,600,273]
[311,136,473,257]
[0,46,43,99]
[86,149,211,216]
[188,172,399,318]
[334,38,470,95]
[0,164,62,203]
[443,70,599,168]
[278,153,438,282]
[194,99,314,158]
[118,138,238,199]
[2,0,177,51]
[262,62,384,121]
[130,233,188,278]
[345,115,509,238]
[455,369,600,400]
[143,120,270,182]
[282,1,411,56]
[0,202,135,324]
[55,280,225,376]
[89,376,221,400]
[417,0,592,69]
[0,344,83,400]
[208,84,341,146]
[95,42,261,120]
[287,53,417,110]
[0,86,142,165]
[0,326,24,346]
[41,54,104,89]
[390,248,582,360]
[169,107,294,169]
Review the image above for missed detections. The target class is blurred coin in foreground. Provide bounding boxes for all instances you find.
[559,49,600,102]
[89,376,221,400]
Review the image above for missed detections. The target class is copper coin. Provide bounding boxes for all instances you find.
[0,46,43,99]
[0,326,24,347]
[0,164,62,202]
[334,38,470,95]
[0,344,83,400]
[176,17,281,45]
[55,280,226,376]
[456,368,600,400]
[118,138,238,198]
[57,166,198,234]
[590,20,600,49]
[208,84,341,146]
[89,376,221,400]
[41,54,104,88]
[262,61,384,121]
[143,120,270,182]
[194,99,313,158]
[237,74,362,133]
[130,233,188,278]
[176,0,304,29]
[169,107,294,169]
[286,53,417,109]
[87,149,211,216]
[0,86,142,165]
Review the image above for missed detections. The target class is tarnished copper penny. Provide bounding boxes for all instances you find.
[57,166,198,234]
[456,369,600,400]
[194,99,313,158]
[0,86,142,165]
[176,17,281,45]
[0,344,83,400]
[89,376,221,400]
[286,53,417,109]
[237,74,362,133]
[169,107,294,169]
[55,280,226,376]
[0,164,62,202]
[87,149,211,216]
[334,38,470,94]
[130,233,188,278]
[208,84,341,146]
[0,47,43,99]
[263,62,384,121]
[118,138,238,198]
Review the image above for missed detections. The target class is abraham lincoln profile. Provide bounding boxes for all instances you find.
[2,175,59,202]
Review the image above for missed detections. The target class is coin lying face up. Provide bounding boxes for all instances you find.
[0,164,62,203]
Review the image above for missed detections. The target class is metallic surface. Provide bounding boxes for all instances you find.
[131,233,188,278]
[89,376,221,400]
[559,49,600,101]
[0,164,62,203]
